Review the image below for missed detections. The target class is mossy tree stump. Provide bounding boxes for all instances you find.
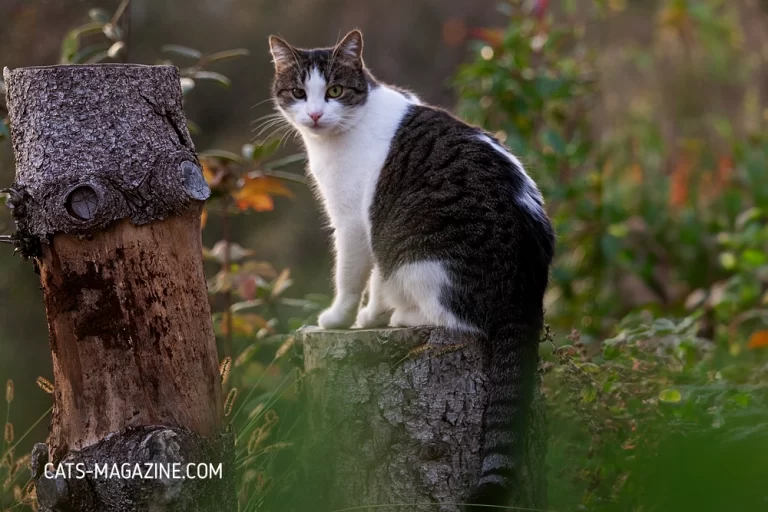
[298,327,548,512]
[3,64,235,511]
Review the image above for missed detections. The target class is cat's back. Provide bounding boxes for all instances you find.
[371,103,554,274]
[373,102,545,221]
[376,104,539,203]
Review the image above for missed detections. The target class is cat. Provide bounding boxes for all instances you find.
[268,30,555,510]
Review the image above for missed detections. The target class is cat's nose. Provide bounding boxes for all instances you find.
[309,112,323,123]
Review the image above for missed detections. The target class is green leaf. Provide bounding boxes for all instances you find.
[199,149,247,164]
[204,48,250,63]
[71,43,111,64]
[710,115,733,139]
[266,153,307,170]
[75,21,107,37]
[607,222,629,238]
[658,388,682,403]
[161,44,203,60]
[652,318,676,334]
[719,251,737,270]
[60,22,106,64]
[578,362,600,374]
[247,139,281,162]
[186,119,201,135]
[603,341,622,360]
[61,31,80,64]
[84,51,110,64]
[192,71,231,87]
[581,386,597,403]
[742,249,767,267]
[731,393,750,408]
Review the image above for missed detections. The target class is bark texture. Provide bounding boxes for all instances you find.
[299,327,548,512]
[30,426,235,512]
[3,64,203,256]
[39,211,222,461]
[4,65,233,511]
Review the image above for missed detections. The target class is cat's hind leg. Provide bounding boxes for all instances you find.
[388,261,476,331]
[389,307,431,327]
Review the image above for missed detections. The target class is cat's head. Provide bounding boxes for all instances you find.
[268,30,373,136]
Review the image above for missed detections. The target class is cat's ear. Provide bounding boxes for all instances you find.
[335,30,363,61]
[269,35,295,70]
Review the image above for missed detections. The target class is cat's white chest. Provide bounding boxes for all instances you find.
[301,86,415,239]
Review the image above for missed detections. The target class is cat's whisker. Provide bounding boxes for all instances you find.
[251,124,292,144]
[252,118,290,137]
[258,127,287,143]
[277,126,299,149]
[262,125,292,142]
[250,112,284,125]
[250,119,282,131]
[277,132,291,149]
[251,122,284,137]
[250,98,276,109]
[250,115,287,131]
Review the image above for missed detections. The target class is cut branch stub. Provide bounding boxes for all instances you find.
[181,160,211,201]
[65,184,101,221]
[3,64,200,254]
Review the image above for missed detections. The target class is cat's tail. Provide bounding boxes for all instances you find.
[464,321,540,511]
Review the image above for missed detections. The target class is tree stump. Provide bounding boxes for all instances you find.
[298,327,548,512]
[3,64,235,511]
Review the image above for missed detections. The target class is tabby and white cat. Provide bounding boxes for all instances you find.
[268,30,555,510]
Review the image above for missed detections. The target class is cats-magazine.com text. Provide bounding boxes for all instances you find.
[43,462,223,480]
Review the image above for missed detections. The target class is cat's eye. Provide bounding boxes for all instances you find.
[292,88,306,99]
[326,85,343,98]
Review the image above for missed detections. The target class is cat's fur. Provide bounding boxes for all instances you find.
[268,30,555,510]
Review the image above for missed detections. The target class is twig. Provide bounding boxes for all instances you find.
[221,199,234,366]
[110,0,131,25]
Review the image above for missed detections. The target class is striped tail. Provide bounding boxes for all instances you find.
[463,323,539,511]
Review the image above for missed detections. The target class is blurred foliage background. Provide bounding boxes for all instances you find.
[2,0,768,510]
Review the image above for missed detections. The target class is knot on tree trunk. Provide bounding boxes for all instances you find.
[2,64,208,258]
[298,326,548,512]
[31,425,236,512]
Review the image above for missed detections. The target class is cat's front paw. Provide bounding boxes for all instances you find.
[354,306,391,328]
[318,305,357,330]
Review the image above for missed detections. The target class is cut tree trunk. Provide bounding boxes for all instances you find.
[3,64,235,512]
[298,327,548,512]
